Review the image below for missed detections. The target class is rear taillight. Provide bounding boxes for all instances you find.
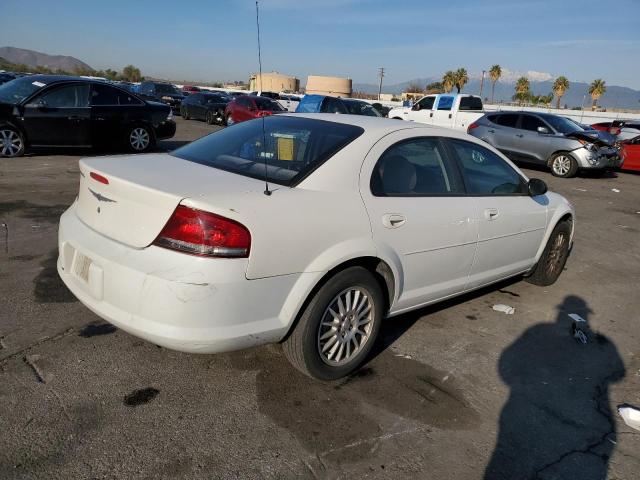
[256,110,272,117]
[153,206,251,258]
[467,122,479,133]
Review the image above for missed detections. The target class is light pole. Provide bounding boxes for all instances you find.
[479,70,486,99]
[378,67,385,101]
[580,93,586,122]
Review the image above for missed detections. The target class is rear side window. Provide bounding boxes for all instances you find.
[322,97,348,114]
[91,84,142,106]
[171,116,364,186]
[494,114,519,128]
[437,96,455,111]
[448,139,524,196]
[459,96,483,111]
[371,137,464,196]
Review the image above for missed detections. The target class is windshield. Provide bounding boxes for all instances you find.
[0,76,47,104]
[155,84,181,95]
[255,97,284,111]
[171,116,363,186]
[542,115,584,134]
[343,100,382,117]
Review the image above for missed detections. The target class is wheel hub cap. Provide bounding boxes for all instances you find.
[317,287,374,366]
[0,130,21,156]
[130,128,149,151]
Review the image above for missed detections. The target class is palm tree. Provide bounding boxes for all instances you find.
[454,68,468,93]
[489,65,501,103]
[552,76,570,109]
[514,76,530,105]
[589,79,606,110]
[442,71,455,93]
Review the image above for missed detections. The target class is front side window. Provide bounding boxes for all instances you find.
[38,84,89,108]
[449,139,524,195]
[371,137,464,196]
[171,116,364,186]
[415,96,435,110]
[520,114,548,132]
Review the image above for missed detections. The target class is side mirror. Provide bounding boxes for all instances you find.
[537,126,549,134]
[412,104,421,111]
[528,178,547,196]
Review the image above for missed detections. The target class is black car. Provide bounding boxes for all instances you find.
[0,72,16,85]
[137,81,185,113]
[0,75,176,157]
[180,92,229,125]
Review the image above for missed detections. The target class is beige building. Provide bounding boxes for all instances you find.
[249,72,299,92]
[305,75,352,97]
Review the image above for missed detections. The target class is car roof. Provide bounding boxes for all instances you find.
[18,74,98,84]
[284,112,456,136]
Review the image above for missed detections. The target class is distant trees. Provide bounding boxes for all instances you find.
[405,81,424,93]
[513,76,531,104]
[589,79,606,109]
[425,81,443,94]
[489,65,501,103]
[121,65,142,82]
[552,76,570,109]
[453,68,468,93]
[442,71,455,93]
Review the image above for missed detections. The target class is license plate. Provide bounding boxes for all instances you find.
[74,252,92,283]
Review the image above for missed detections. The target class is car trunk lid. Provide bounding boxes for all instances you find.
[76,153,263,248]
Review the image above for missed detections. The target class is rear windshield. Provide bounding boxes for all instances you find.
[155,84,180,95]
[343,100,382,117]
[459,96,483,111]
[255,97,284,111]
[171,116,364,186]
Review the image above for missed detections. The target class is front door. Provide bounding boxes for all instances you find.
[445,138,547,288]
[513,114,552,164]
[406,95,435,124]
[361,132,477,313]
[22,83,91,146]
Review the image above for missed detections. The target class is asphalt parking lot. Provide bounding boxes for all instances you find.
[1,117,639,480]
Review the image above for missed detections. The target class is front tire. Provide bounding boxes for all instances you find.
[181,107,189,120]
[126,125,154,153]
[206,111,214,125]
[549,152,578,178]
[283,267,383,380]
[526,220,571,286]
[225,114,234,126]
[0,126,25,158]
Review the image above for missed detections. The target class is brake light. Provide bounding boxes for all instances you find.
[256,110,272,117]
[153,206,251,258]
[467,122,479,133]
[90,172,109,184]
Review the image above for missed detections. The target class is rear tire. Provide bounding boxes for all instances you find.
[283,267,383,381]
[526,220,571,286]
[206,111,214,125]
[0,126,25,158]
[126,125,154,153]
[225,114,234,126]
[182,107,189,120]
[549,152,578,178]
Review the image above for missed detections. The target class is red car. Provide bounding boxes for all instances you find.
[224,95,285,125]
[182,85,201,95]
[620,135,640,172]
[591,121,624,136]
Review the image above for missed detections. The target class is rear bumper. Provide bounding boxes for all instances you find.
[57,204,300,353]
[155,121,176,140]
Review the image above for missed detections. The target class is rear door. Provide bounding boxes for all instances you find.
[361,131,477,312]
[489,113,520,158]
[22,83,91,146]
[445,138,547,288]
[90,83,145,148]
[514,114,552,163]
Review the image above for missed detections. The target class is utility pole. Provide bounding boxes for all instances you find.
[378,67,385,101]
[479,70,486,99]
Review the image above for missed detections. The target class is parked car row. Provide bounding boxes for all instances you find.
[0,75,176,157]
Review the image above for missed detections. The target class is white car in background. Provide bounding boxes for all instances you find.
[57,114,574,380]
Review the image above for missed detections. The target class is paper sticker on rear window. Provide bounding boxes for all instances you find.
[32,81,46,87]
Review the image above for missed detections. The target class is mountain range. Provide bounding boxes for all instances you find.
[0,46,93,73]
[354,76,640,110]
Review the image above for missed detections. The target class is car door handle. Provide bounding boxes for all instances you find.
[488,129,495,133]
[95,117,106,121]
[515,133,524,137]
[484,208,500,220]
[382,214,406,229]
[429,112,433,118]
[68,115,83,120]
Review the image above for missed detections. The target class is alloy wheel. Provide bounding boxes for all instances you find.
[0,129,23,157]
[546,232,567,276]
[130,127,150,151]
[552,155,571,176]
[317,287,374,366]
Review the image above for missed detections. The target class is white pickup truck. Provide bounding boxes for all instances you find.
[387,94,485,132]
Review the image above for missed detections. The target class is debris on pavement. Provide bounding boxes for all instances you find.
[394,353,413,359]
[573,188,588,192]
[618,405,640,431]
[611,188,620,193]
[569,313,588,344]
[492,304,515,315]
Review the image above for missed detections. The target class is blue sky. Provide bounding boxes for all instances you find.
[1,0,639,88]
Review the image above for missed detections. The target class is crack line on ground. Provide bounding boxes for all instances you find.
[0,328,74,364]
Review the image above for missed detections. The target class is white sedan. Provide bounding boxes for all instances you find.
[57,114,574,380]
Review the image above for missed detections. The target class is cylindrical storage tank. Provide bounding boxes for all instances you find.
[249,72,299,92]
[305,75,352,97]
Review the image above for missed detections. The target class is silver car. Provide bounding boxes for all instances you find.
[468,111,622,178]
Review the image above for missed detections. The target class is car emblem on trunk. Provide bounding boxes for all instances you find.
[88,188,116,203]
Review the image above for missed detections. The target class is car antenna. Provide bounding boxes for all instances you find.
[255,0,271,196]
